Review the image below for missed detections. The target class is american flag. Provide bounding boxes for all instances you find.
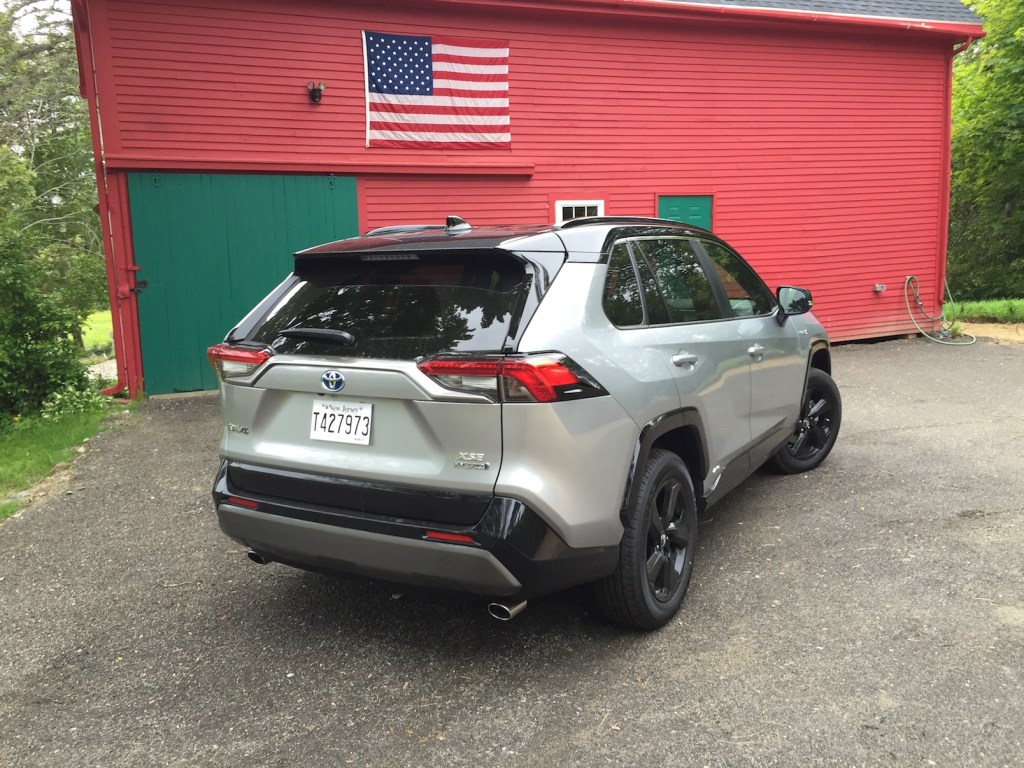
[362,31,510,149]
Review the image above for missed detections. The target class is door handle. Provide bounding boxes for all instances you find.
[672,353,699,368]
[748,344,765,361]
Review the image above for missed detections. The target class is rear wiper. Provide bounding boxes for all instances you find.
[279,327,356,346]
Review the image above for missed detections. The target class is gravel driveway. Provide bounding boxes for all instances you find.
[1,337,1022,767]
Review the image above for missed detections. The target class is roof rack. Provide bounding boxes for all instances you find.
[557,216,701,230]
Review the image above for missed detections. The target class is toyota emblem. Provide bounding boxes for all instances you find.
[321,370,345,393]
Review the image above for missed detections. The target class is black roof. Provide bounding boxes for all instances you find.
[295,217,720,262]
[665,0,981,25]
[297,223,558,255]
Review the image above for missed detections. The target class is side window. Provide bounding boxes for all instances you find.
[602,243,644,327]
[633,238,721,323]
[632,245,670,325]
[701,241,776,317]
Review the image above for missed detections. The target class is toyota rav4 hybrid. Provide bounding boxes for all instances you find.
[208,216,841,629]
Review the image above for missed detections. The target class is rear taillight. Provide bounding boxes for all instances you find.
[207,344,271,381]
[417,354,606,403]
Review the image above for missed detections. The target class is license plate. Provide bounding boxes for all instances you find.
[310,400,372,445]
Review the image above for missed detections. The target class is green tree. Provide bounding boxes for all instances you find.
[948,0,1024,299]
[0,1,100,417]
[0,235,87,417]
[0,143,35,238]
[0,0,104,341]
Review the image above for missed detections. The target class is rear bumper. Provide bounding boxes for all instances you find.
[218,503,522,594]
[213,462,618,597]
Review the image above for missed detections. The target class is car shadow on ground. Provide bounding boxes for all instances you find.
[206,472,768,664]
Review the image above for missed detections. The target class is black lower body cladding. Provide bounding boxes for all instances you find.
[225,460,489,525]
[213,461,618,597]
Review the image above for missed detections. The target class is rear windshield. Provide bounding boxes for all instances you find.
[249,252,529,360]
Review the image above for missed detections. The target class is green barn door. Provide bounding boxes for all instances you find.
[658,195,712,230]
[127,173,358,394]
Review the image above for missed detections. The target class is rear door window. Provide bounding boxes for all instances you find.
[631,238,722,323]
[700,240,776,317]
[249,252,529,360]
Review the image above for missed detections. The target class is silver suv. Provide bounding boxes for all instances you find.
[209,216,840,629]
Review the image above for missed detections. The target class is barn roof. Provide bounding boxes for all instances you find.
[664,0,981,26]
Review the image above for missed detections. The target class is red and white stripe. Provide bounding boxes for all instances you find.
[366,35,511,149]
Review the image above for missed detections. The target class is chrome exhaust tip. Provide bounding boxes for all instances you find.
[487,600,527,621]
[246,550,270,565]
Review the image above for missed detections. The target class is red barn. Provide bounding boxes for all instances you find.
[71,0,983,396]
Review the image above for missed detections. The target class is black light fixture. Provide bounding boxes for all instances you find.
[306,81,326,103]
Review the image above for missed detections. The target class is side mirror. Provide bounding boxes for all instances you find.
[775,286,813,326]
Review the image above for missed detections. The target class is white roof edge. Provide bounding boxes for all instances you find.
[635,0,983,28]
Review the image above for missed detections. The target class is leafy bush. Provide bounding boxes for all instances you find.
[85,340,114,358]
[0,237,88,417]
[40,382,107,420]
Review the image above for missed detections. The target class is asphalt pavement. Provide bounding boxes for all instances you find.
[1,337,1022,767]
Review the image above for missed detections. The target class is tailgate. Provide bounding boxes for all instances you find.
[220,358,503,503]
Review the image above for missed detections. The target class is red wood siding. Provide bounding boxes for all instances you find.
[84,0,960,341]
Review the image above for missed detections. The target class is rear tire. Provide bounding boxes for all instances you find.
[769,367,841,474]
[596,449,697,630]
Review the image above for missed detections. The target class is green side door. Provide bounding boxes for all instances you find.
[127,172,358,394]
[658,195,712,230]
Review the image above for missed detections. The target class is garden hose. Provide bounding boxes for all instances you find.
[904,275,977,346]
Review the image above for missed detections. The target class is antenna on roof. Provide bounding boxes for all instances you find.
[445,216,472,234]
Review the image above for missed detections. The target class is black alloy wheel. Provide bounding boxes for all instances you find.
[770,367,842,474]
[596,449,697,630]
[646,472,692,602]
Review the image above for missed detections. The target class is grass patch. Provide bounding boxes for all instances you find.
[0,406,126,523]
[82,310,113,356]
[944,299,1024,324]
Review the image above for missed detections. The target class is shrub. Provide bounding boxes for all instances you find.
[0,237,88,417]
[40,382,107,420]
[86,339,114,358]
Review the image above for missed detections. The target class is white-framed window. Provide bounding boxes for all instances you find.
[555,199,604,224]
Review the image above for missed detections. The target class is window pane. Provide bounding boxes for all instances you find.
[556,200,604,223]
[633,238,721,323]
[631,244,671,325]
[250,255,528,360]
[602,243,644,327]
[701,241,775,317]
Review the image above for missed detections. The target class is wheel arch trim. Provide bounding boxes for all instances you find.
[620,409,709,525]
[809,339,831,375]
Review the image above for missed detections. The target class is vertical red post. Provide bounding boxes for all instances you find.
[71,0,144,398]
